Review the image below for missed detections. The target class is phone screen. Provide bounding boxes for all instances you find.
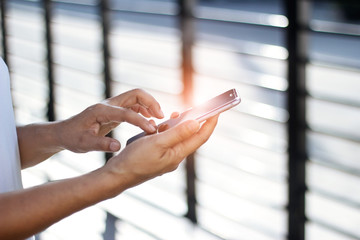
[159,89,240,130]
[126,89,240,145]
[179,89,240,122]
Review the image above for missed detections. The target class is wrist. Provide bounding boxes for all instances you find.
[92,167,129,200]
[99,158,143,199]
[43,121,66,153]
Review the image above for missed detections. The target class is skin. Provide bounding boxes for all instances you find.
[0,88,219,240]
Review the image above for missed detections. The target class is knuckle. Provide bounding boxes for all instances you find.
[86,103,104,113]
[131,88,144,95]
[76,135,88,153]
[119,107,133,119]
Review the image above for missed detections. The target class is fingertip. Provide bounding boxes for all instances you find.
[158,109,165,119]
[109,140,121,152]
[170,112,180,119]
[148,105,163,119]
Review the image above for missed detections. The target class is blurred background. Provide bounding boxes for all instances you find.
[1,0,360,239]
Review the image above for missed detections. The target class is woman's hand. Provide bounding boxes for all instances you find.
[56,89,164,153]
[103,115,219,193]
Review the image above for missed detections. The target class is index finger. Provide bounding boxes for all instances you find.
[107,89,164,119]
[95,104,157,133]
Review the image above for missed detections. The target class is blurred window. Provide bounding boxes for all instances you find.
[2,0,359,239]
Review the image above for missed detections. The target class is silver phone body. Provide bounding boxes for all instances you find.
[126,89,241,145]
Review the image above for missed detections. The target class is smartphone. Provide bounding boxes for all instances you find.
[126,88,241,145]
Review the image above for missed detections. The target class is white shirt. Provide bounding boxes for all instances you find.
[0,58,34,240]
[0,58,23,192]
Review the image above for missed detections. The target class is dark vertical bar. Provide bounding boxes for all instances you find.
[0,0,8,63]
[284,0,309,239]
[99,0,112,99]
[178,0,197,223]
[179,0,195,106]
[43,0,56,121]
[102,212,117,240]
[99,0,113,162]
[98,3,118,236]
[35,233,42,240]
[185,152,197,223]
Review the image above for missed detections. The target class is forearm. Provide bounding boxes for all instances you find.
[17,122,64,169]
[0,168,122,240]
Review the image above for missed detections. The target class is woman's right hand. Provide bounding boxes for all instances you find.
[103,115,219,195]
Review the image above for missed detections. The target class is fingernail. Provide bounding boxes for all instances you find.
[158,123,169,133]
[110,141,120,152]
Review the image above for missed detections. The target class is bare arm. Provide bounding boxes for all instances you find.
[0,168,114,240]
[16,122,64,168]
[0,116,218,240]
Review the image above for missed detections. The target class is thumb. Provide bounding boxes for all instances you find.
[157,120,200,147]
[87,135,121,152]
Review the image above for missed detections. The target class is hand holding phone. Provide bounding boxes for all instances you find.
[126,89,241,145]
